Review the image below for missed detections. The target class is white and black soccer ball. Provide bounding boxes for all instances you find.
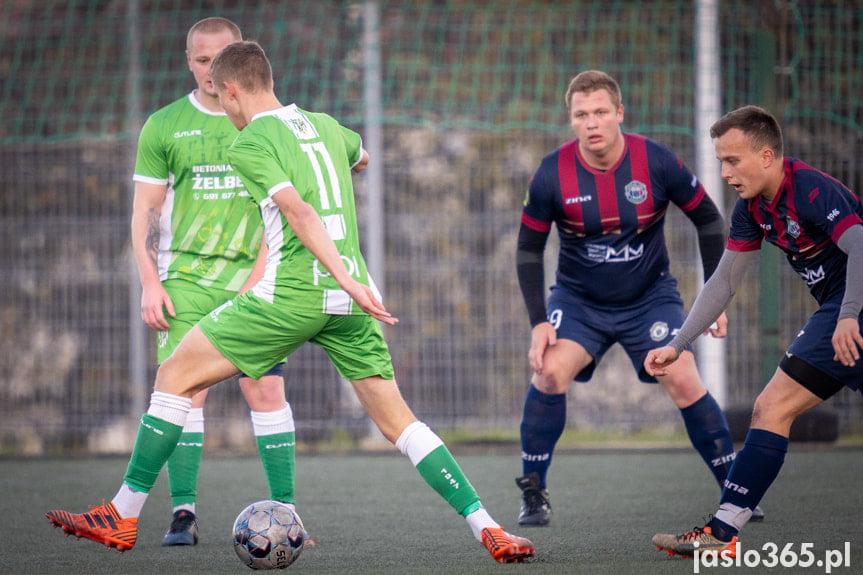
[233,500,305,570]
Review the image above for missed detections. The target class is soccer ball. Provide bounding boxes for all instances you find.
[233,500,306,570]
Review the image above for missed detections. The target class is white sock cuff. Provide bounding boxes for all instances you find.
[250,403,295,436]
[395,421,444,466]
[182,408,204,434]
[147,391,192,427]
[173,503,196,514]
[465,507,499,541]
[715,502,753,531]
[112,484,149,519]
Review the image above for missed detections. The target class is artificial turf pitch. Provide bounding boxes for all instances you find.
[5,447,861,574]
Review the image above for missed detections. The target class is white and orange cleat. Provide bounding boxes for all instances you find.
[652,525,737,558]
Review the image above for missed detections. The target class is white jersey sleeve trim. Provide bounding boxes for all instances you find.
[349,140,365,171]
[265,181,294,201]
[133,174,168,186]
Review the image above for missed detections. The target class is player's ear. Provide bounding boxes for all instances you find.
[760,146,775,168]
[222,81,238,100]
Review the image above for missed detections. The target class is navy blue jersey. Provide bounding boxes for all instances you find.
[728,158,863,305]
[521,134,708,304]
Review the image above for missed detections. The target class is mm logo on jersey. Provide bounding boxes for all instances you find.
[798,265,825,286]
[624,180,648,204]
[586,243,644,263]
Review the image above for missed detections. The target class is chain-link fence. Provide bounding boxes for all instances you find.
[2,0,861,455]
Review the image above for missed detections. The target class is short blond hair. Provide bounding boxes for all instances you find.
[186,17,242,52]
[564,70,622,110]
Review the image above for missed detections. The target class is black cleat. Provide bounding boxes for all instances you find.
[515,472,551,527]
[749,505,765,522]
[161,509,199,546]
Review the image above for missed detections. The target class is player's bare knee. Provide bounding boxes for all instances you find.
[154,359,195,397]
[750,391,794,432]
[533,369,571,394]
[659,373,705,407]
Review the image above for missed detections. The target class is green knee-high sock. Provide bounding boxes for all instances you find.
[124,414,185,493]
[167,431,204,508]
[415,445,482,517]
[255,431,296,503]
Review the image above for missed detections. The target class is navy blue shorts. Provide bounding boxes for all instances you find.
[546,272,691,383]
[239,362,285,379]
[783,297,863,395]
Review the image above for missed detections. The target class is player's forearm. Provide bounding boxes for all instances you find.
[130,208,162,287]
[689,199,726,280]
[517,251,546,327]
[283,201,354,286]
[836,224,863,320]
[516,223,550,327]
[131,182,168,286]
[668,249,754,354]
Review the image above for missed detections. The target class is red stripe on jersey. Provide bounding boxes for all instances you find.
[521,212,552,232]
[627,135,657,231]
[770,175,792,250]
[747,198,767,231]
[780,167,818,253]
[727,238,761,252]
[832,214,863,243]
[679,184,706,213]
[596,165,619,233]
[558,140,584,233]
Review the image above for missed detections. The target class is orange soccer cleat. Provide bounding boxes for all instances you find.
[481,527,535,563]
[46,501,138,553]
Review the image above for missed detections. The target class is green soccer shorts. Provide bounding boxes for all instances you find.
[159,279,235,364]
[197,290,395,381]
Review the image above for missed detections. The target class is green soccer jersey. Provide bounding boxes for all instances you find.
[133,92,263,292]
[227,104,375,315]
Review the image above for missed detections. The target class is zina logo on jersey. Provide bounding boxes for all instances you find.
[565,194,593,205]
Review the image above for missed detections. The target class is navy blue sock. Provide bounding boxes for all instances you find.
[680,392,735,486]
[706,516,737,542]
[720,428,788,516]
[520,384,566,487]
